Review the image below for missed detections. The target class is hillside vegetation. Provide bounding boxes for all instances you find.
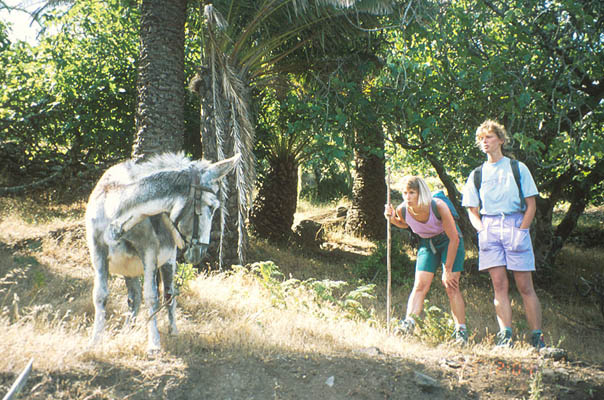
[0,190,603,399]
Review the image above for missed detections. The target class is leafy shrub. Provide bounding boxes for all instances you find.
[414,299,455,344]
[175,263,198,289]
[353,239,415,287]
[245,261,376,321]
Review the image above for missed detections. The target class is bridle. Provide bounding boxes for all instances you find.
[172,168,218,262]
[147,167,220,320]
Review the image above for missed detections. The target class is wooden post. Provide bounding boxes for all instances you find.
[386,164,392,330]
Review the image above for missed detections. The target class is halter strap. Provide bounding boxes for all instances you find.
[171,168,217,245]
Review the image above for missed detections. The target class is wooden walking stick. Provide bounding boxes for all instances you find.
[386,163,392,330]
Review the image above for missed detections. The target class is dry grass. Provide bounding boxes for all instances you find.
[1,195,603,398]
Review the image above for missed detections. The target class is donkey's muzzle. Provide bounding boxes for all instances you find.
[184,242,208,265]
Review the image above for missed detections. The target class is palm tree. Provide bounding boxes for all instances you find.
[248,90,315,242]
[346,124,387,240]
[131,0,188,159]
[195,0,395,266]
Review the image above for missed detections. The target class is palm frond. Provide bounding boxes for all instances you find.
[319,0,395,15]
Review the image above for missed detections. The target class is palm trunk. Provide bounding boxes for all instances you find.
[132,0,187,160]
[346,126,386,240]
[249,157,298,241]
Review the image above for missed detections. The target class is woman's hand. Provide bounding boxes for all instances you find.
[384,204,395,219]
[442,269,458,289]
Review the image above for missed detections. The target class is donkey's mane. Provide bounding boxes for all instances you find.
[127,152,211,179]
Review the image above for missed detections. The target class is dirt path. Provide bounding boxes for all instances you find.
[2,344,604,399]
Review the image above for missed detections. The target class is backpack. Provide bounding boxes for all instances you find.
[400,190,463,243]
[401,190,460,221]
[472,159,525,210]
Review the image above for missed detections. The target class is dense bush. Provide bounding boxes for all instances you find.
[353,236,415,287]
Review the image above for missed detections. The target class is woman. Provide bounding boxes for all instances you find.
[461,119,545,350]
[385,175,467,344]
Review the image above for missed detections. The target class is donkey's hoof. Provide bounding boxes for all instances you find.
[88,335,102,350]
[146,347,161,357]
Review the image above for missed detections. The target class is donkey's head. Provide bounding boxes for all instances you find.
[178,154,240,265]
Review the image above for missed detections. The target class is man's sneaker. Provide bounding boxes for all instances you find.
[394,319,415,336]
[452,328,468,345]
[530,331,546,350]
[495,329,513,348]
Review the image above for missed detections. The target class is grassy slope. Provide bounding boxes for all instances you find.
[0,193,603,399]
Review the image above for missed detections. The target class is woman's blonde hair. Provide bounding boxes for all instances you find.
[475,119,509,148]
[400,175,432,208]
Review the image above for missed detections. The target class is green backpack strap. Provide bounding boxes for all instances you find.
[431,199,440,220]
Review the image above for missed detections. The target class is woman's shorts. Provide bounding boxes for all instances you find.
[477,213,535,271]
[416,231,464,274]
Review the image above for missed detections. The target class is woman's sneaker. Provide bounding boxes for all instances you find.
[394,319,415,336]
[452,328,468,345]
[495,329,513,348]
[530,331,546,350]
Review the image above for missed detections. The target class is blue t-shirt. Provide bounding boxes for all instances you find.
[462,157,538,215]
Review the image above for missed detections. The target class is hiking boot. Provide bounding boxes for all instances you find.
[530,331,546,350]
[452,328,468,345]
[394,319,415,336]
[495,329,513,348]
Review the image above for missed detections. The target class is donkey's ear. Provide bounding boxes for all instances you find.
[204,153,240,183]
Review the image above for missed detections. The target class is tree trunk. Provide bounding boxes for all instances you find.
[131,0,187,160]
[532,196,559,276]
[249,157,299,242]
[346,127,386,240]
[427,153,477,249]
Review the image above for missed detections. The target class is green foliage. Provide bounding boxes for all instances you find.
[414,299,455,345]
[0,0,139,168]
[13,255,39,267]
[248,261,286,304]
[299,169,352,203]
[380,0,604,203]
[255,84,355,203]
[32,270,46,290]
[340,283,377,321]
[528,367,544,400]
[245,261,376,321]
[353,238,415,287]
[175,263,198,289]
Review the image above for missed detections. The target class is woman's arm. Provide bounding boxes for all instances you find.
[437,200,459,270]
[520,196,536,229]
[437,200,460,289]
[384,203,409,229]
[467,206,483,232]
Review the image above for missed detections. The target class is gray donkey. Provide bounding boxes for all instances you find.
[85,152,239,352]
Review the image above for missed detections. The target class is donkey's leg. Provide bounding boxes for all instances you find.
[160,258,178,335]
[90,245,109,346]
[142,252,161,352]
[124,276,142,326]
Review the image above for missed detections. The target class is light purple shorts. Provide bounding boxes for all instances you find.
[477,213,535,271]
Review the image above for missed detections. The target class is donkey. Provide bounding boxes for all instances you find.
[85,152,239,352]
